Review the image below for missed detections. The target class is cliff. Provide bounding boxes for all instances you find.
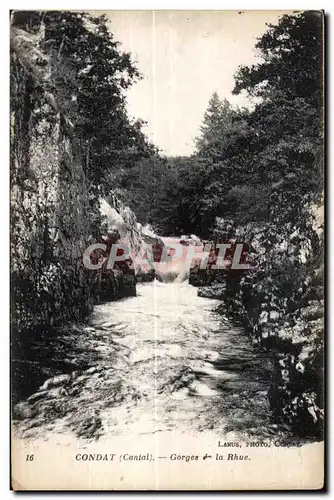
[10,17,145,334]
[193,199,324,437]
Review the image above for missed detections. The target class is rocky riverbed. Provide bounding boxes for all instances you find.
[13,280,306,445]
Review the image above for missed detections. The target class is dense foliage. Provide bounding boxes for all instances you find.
[121,12,323,240]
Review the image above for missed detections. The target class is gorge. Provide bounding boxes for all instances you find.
[11,10,324,444]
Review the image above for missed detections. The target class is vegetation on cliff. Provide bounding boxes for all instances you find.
[10,11,154,333]
[11,11,324,438]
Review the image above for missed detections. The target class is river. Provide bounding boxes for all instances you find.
[13,272,292,443]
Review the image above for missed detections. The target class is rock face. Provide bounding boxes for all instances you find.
[193,207,324,437]
[227,209,324,437]
[10,25,94,333]
[98,198,163,291]
[10,22,141,333]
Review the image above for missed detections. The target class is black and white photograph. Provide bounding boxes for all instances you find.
[10,9,324,490]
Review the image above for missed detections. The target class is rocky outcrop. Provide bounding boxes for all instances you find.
[98,198,163,292]
[10,24,94,333]
[10,20,145,334]
[189,266,215,287]
[193,203,324,438]
[198,283,226,299]
[221,204,324,437]
[136,269,156,282]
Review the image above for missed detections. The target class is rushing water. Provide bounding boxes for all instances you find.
[13,273,289,443]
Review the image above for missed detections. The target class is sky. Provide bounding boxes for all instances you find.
[99,10,294,156]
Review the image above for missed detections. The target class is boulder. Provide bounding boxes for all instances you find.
[198,284,226,299]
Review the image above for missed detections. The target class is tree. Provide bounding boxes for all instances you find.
[196,93,236,153]
[233,11,323,210]
[22,11,156,195]
[234,12,323,107]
